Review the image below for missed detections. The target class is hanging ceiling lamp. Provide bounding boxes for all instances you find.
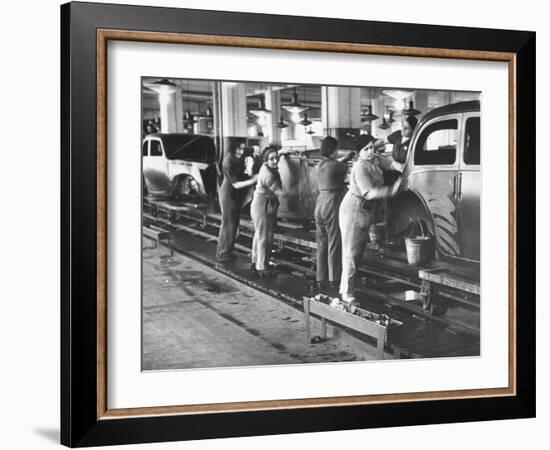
[382,89,413,101]
[361,104,379,122]
[386,106,395,124]
[404,99,421,116]
[249,97,271,117]
[282,87,307,114]
[276,115,288,129]
[306,126,315,135]
[378,117,390,130]
[145,78,177,95]
[300,111,312,127]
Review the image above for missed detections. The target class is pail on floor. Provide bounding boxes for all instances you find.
[405,236,433,266]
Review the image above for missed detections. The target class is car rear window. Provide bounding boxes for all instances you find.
[464,117,480,165]
[150,140,163,156]
[414,119,458,166]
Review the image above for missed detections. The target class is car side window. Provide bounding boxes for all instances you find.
[150,140,163,157]
[463,117,480,165]
[414,119,458,166]
[142,141,148,156]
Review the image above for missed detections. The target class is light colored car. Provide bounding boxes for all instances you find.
[387,101,480,263]
[142,134,217,200]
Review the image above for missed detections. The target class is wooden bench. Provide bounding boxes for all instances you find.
[303,297,401,359]
[143,225,173,256]
[418,268,480,312]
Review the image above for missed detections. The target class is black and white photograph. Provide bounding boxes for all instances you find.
[141,78,481,370]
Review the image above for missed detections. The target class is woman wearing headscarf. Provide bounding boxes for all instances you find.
[216,143,258,262]
[314,136,354,288]
[250,147,283,277]
[339,134,403,303]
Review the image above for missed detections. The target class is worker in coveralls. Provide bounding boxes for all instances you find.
[216,143,258,262]
[314,136,354,288]
[250,147,283,277]
[339,134,403,304]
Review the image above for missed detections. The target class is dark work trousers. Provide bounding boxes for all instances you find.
[216,179,242,261]
[251,193,279,271]
[339,192,376,298]
[315,190,344,282]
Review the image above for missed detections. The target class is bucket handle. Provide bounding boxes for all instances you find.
[408,217,427,238]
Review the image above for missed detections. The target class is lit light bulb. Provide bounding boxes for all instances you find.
[291,112,300,123]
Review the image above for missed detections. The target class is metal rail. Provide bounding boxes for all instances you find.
[143,199,480,336]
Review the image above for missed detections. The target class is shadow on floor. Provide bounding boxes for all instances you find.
[34,428,59,444]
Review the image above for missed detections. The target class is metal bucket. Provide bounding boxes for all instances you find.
[405,236,433,266]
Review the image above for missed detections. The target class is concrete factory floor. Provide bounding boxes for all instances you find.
[142,247,381,371]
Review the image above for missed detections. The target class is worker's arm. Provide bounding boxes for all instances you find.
[337,151,355,163]
[231,174,258,190]
[354,165,400,200]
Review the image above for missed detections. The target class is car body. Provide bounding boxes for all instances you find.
[387,100,480,264]
[277,148,353,220]
[142,133,217,200]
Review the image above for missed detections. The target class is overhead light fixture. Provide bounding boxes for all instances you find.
[249,97,271,117]
[378,117,390,130]
[145,78,177,95]
[300,111,312,127]
[382,89,413,101]
[361,105,379,122]
[404,99,421,116]
[386,106,395,124]
[306,126,315,135]
[282,87,307,114]
[276,116,288,129]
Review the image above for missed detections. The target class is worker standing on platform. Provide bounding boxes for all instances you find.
[314,136,354,289]
[339,135,403,304]
[250,147,283,277]
[216,143,258,263]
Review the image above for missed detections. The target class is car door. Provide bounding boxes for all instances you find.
[456,113,481,261]
[143,137,170,195]
[408,114,462,258]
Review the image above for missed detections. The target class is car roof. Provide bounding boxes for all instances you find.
[418,100,480,126]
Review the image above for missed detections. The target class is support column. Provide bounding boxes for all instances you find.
[322,87,361,148]
[264,88,281,146]
[158,84,181,133]
[220,82,247,138]
[413,91,429,117]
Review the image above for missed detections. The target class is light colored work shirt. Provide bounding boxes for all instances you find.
[348,155,392,198]
[254,164,282,199]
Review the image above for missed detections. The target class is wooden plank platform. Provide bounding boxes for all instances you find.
[303,297,389,359]
[419,268,480,295]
